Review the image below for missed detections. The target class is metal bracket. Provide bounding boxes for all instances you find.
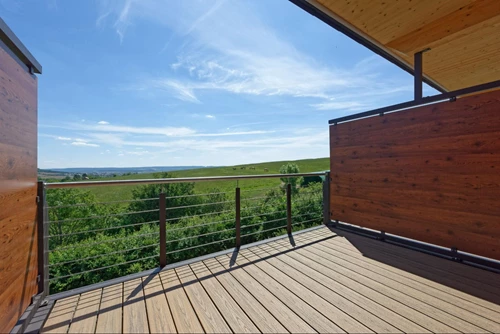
[449,96,457,102]
[36,196,40,203]
[40,299,49,307]
[450,247,462,262]
[378,231,386,241]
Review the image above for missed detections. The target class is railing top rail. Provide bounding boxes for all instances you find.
[45,172,327,189]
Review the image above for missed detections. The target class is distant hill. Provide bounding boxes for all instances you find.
[39,166,211,175]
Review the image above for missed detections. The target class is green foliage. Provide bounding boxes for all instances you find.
[279,163,302,194]
[46,164,325,294]
[302,175,323,187]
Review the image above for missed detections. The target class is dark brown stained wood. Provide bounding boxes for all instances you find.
[330,88,500,260]
[0,42,38,333]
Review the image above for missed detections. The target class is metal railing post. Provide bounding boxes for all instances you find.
[235,187,241,247]
[323,171,331,225]
[286,183,292,234]
[159,193,167,267]
[37,181,49,296]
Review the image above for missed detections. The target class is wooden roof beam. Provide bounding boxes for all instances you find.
[386,0,500,55]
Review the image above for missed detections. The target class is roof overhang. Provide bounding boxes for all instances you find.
[291,0,500,92]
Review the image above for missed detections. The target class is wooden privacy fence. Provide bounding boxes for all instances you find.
[329,89,500,261]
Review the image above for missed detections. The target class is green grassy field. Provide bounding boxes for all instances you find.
[76,157,329,203]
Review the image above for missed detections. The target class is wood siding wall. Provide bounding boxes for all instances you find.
[330,89,500,261]
[0,45,38,333]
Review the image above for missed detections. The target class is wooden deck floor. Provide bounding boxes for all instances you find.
[41,226,500,334]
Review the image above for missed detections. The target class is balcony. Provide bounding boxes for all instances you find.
[14,173,498,334]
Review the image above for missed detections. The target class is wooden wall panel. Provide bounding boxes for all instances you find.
[0,44,38,333]
[330,89,500,261]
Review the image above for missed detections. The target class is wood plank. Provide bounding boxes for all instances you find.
[311,227,500,290]
[310,235,500,322]
[141,274,176,334]
[263,238,454,333]
[304,241,500,331]
[240,247,373,333]
[269,236,486,333]
[175,265,232,334]
[68,289,102,333]
[189,261,259,333]
[330,90,500,261]
[95,284,123,334]
[386,0,500,54]
[226,253,345,333]
[248,244,414,334]
[42,295,79,333]
[0,43,38,334]
[327,229,500,304]
[215,255,316,333]
[203,257,287,333]
[159,270,204,334]
[123,278,149,334]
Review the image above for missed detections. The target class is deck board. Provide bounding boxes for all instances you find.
[67,289,101,333]
[251,243,444,334]
[175,265,232,334]
[307,229,500,313]
[270,235,478,333]
[332,229,500,304]
[190,261,260,333]
[142,275,176,334]
[203,257,287,333]
[226,252,345,333]
[302,234,500,332]
[309,231,500,322]
[160,270,204,334]
[95,284,122,334]
[123,279,149,333]
[216,255,316,333]
[239,247,372,333]
[42,226,500,334]
[42,295,79,333]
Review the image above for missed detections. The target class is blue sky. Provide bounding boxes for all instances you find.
[2,0,436,168]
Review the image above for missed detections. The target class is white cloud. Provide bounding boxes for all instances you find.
[104,0,408,108]
[98,121,110,125]
[46,122,273,138]
[56,136,72,141]
[71,141,100,147]
[205,115,215,119]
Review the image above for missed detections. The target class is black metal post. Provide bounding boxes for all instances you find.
[36,182,45,295]
[235,187,241,247]
[42,184,49,295]
[159,193,167,267]
[322,172,331,225]
[286,183,292,234]
[414,51,423,102]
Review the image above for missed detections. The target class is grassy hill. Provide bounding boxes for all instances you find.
[56,157,329,203]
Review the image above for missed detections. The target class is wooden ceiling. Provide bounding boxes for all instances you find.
[298,0,500,92]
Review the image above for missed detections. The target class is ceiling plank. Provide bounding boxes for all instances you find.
[386,0,500,54]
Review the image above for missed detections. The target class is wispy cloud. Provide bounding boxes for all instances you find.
[205,115,215,119]
[43,122,272,138]
[97,120,110,125]
[71,141,100,147]
[56,136,72,141]
[102,0,409,109]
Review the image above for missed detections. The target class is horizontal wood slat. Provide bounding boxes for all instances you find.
[330,89,500,260]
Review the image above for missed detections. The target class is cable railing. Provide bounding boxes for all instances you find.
[40,172,328,294]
